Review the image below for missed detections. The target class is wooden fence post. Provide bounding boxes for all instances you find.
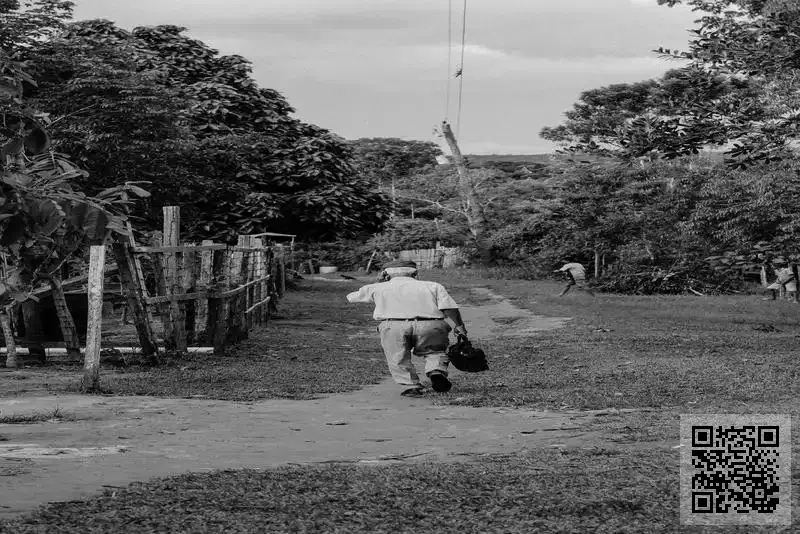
[252,238,264,327]
[196,239,214,336]
[151,236,172,348]
[183,244,197,344]
[1,307,16,369]
[81,245,105,392]
[162,206,186,353]
[276,244,286,296]
[209,248,228,355]
[49,276,82,361]
[239,235,254,333]
[262,247,272,323]
[230,235,251,341]
[268,247,279,318]
[111,241,159,361]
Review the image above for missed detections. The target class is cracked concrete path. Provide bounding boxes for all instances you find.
[0,286,585,518]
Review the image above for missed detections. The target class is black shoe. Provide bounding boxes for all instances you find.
[428,371,452,393]
[401,387,424,397]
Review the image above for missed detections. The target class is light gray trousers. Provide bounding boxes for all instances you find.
[377,319,451,389]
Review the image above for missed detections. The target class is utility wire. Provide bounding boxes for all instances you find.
[445,0,452,121]
[456,0,467,140]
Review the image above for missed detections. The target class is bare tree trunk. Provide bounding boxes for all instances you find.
[441,121,488,260]
[792,264,799,303]
[391,176,396,219]
[594,250,601,278]
[1,308,16,368]
[49,276,82,361]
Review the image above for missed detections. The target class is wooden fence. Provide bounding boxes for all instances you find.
[76,206,286,388]
[2,205,286,374]
[105,206,283,357]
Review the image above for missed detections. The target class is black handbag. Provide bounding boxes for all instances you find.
[447,334,489,373]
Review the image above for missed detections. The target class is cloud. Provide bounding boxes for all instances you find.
[71,0,698,154]
[456,44,669,76]
[459,140,559,155]
[240,35,672,87]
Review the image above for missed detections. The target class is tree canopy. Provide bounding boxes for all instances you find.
[543,0,800,167]
[20,17,390,242]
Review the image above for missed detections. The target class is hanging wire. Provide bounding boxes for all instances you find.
[456,0,467,139]
[445,0,453,121]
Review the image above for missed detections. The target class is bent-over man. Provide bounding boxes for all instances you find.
[767,262,797,300]
[346,260,468,397]
[556,261,595,297]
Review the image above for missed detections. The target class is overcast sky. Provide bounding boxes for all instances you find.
[71,0,696,155]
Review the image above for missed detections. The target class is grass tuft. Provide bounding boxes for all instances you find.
[0,406,69,424]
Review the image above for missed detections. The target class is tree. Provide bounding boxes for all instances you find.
[1,49,135,367]
[29,20,391,242]
[0,0,73,53]
[350,137,442,190]
[542,0,800,167]
[653,0,800,166]
[26,19,189,235]
[538,167,643,272]
[688,160,800,270]
[540,67,762,162]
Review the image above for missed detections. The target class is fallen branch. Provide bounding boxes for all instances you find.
[688,287,705,296]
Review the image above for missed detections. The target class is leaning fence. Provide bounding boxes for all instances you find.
[1,206,288,383]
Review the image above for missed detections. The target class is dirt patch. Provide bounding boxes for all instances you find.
[461,287,571,338]
[0,384,606,518]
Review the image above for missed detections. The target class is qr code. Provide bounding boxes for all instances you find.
[680,414,791,526]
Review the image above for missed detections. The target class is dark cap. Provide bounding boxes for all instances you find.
[384,259,417,269]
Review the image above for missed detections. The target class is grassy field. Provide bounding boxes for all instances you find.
[424,272,800,438]
[1,271,798,532]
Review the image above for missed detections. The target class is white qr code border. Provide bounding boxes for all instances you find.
[680,414,792,527]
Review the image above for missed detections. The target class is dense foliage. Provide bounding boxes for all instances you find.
[504,0,800,292]
[19,16,390,243]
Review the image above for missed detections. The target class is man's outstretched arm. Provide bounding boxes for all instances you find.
[346,285,374,303]
[442,308,467,335]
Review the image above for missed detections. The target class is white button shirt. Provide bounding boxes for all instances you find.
[559,262,586,281]
[346,276,459,320]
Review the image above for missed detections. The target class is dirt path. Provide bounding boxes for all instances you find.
[461,287,571,338]
[0,287,584,518]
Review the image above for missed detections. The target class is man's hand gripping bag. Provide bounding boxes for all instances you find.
[447,334,489,373]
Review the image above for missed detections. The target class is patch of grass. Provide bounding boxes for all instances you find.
[0,406,69,424]
[421,273,800,419]
[3,374,29,380]
[0,458,32,477]
[1,448,795,533]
